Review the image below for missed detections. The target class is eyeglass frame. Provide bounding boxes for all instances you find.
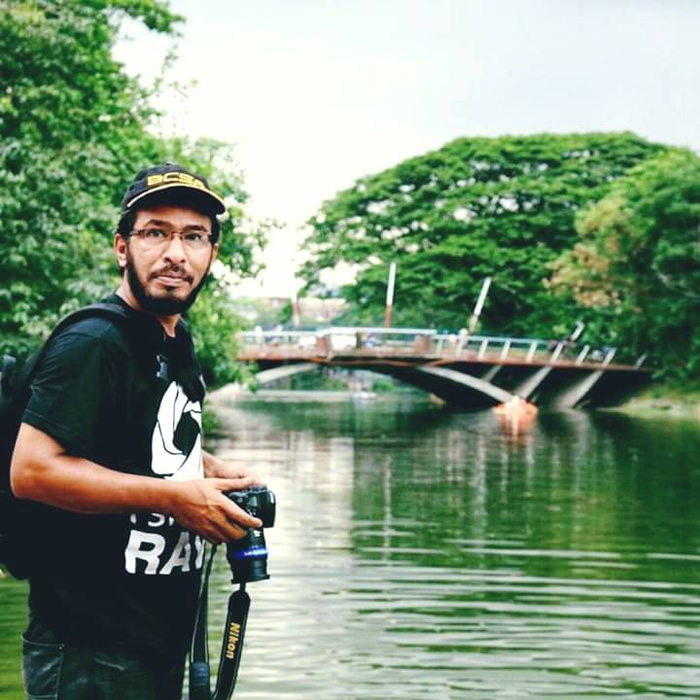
[127,225,214,252]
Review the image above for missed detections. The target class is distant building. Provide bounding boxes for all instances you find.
[297,297,348,324]
[232,296,348,329]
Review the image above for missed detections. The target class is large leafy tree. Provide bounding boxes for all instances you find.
[301,133,667,339]
[0,0,265,385]
[0,0,176,352]
[549,149,700,380]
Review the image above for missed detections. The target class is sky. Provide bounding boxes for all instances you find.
[114,0,700,298]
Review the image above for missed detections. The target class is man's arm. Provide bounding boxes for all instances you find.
[10,423,261,544]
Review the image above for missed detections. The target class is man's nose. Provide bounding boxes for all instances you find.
[162,232,188,261]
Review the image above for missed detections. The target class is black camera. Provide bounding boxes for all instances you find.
[225,486,276,584]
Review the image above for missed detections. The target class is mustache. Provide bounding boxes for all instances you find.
[149,265,194,283]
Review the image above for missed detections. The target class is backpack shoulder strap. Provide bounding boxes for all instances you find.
[49,302,133,338]
[10,303,134,394]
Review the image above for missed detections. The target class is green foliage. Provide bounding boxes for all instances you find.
[550,149,700,379]
[0,0,267,381]
[185,283,248,389]
[301,133,667,338]
[0,0,174,354]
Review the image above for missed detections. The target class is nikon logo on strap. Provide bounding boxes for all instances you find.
[225,621,242,660]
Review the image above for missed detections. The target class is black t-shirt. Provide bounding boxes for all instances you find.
[22,294,207,663]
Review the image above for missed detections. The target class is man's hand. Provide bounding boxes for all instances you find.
[169,478,263,544]
[177,450,266,543]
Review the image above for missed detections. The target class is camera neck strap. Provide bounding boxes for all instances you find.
[189,545,251,700]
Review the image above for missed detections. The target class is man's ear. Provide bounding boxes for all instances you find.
[114,233,128,271]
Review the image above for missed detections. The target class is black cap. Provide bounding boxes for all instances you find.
[121,163,226,215]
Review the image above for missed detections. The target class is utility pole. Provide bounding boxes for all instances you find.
[468,277,492,333]
[569,320,585,342]
[383,262,397,327]
[291,290,301,328]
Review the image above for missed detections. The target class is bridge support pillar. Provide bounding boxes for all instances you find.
[481,365,502,383]
[415,366,513,405]
[553,369,605,409]
[255,363,318,385]
[513,367,552,400]
[414,335,431,354]
[552,352,616,408]
[315,336,330,354]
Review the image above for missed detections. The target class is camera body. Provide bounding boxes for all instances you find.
[227,486,276,528]
[225,486,276,583]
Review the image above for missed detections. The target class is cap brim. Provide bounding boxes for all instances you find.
[124,183,227,215]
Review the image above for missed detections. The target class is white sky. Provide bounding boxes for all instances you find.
[114,0,700,297]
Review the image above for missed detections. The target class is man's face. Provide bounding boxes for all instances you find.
[116,204,219,316]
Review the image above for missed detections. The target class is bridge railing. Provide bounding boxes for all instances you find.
[237,327,625,367]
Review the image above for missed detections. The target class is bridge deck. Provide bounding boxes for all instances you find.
[235,328,650,408]
[238,347,646,373]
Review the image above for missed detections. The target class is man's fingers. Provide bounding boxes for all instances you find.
[209,483,263,529]
[213,475,262,493]
[198,505,251,544]
[225,500,263,530]
[170,479,264,541]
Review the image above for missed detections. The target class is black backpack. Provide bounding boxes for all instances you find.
[0,302,131,579]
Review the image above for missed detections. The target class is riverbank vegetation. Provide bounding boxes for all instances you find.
[609,380,700,419]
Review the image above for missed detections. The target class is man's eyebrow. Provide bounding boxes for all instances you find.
[139,219,209,231]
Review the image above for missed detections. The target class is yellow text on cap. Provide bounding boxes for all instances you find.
[147,172,207,190]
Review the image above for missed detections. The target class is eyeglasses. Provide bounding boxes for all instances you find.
[129,226,212,252]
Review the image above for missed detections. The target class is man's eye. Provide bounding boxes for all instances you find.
[145,228,167,239]
[185,232,205,243]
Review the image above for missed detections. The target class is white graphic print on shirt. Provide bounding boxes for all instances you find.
[124,381,205,575]
[151,381,203,480]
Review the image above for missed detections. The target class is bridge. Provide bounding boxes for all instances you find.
[236,327,651,409]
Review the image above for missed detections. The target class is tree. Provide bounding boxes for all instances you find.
[0,0,176,352]
[549,149,700,379]
[301,133,667,339]
[0,0,268,386]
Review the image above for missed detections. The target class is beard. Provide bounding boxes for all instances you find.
[125,255,209,316]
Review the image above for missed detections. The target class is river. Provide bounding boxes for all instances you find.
[1,392,699,699]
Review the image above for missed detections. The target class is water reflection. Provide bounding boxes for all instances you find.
[203,395,700,699]
[2,396,699,698]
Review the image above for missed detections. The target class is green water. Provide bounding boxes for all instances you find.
[2,395,700,698]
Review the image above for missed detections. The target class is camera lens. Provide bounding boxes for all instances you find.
[226,528,269,583]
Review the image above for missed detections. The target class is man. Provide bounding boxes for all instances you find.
[10,163,262,699]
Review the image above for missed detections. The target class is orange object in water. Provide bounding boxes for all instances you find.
[493,395,538,416]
